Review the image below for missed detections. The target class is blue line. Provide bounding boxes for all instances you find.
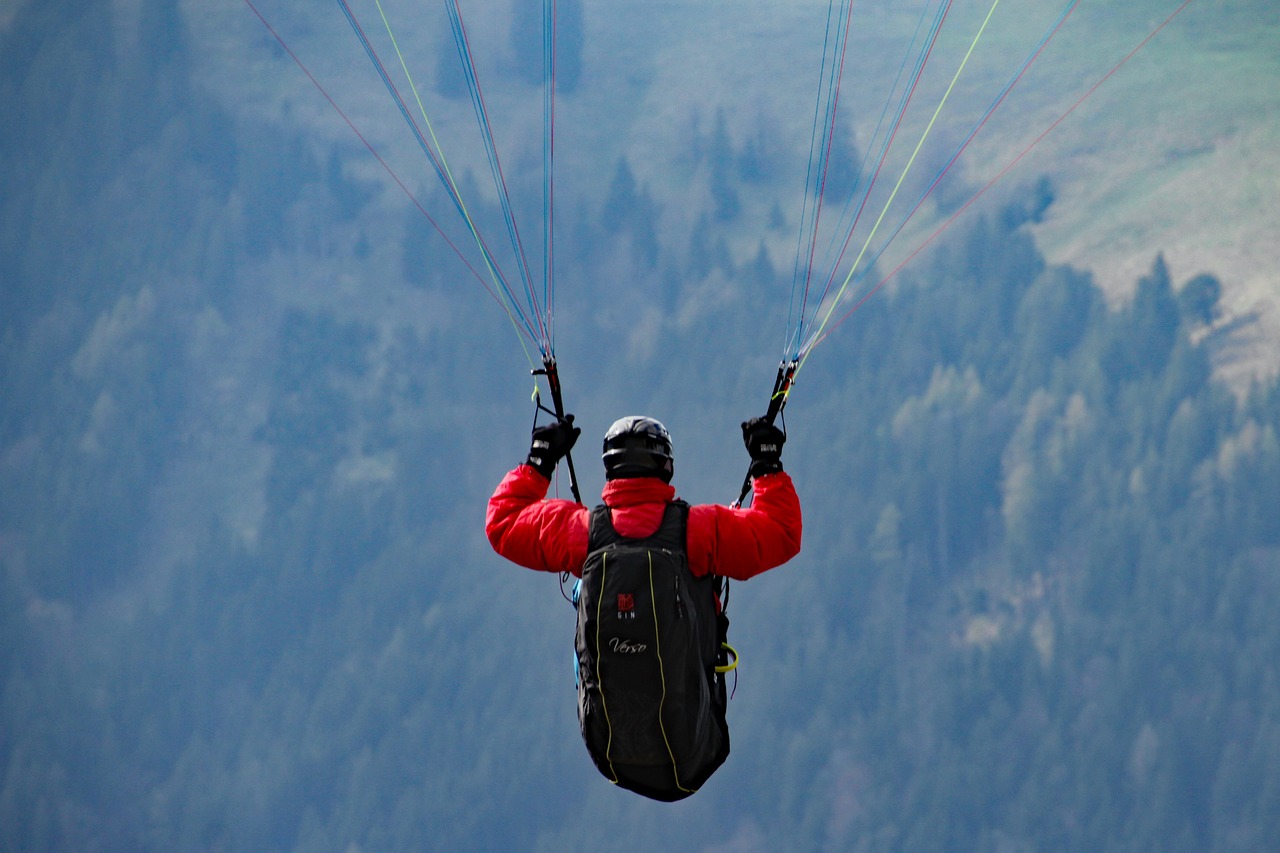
[800,0,949,344]
[334,0,541,346]
[447,0,545,349]
[799,0,1081,356]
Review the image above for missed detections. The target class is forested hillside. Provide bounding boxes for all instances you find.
[3,1,1279,851]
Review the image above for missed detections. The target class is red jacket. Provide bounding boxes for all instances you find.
[486,464,802,580]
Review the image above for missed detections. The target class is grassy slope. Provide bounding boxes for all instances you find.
[1020,3,1280,387]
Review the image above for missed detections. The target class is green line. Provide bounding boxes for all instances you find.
[373,0,538,363]
[799,0,1002,378]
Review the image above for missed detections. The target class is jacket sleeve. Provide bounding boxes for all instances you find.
[485,464,590,575]
[687,471,802,581]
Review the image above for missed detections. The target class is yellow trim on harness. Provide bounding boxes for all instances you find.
[649,553,696,796]
[595,553,618,784]
[715,642,739,674]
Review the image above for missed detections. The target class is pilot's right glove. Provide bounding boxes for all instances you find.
[527,415,580,479]
[742,417,785,478]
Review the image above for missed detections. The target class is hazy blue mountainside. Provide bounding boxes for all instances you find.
[3,1,1280,851]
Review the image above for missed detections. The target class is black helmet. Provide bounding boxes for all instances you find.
[602,416,674,482]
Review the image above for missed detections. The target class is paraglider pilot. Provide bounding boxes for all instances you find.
[486,413,801,800]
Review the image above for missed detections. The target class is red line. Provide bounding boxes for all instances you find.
[812,0,955,317]
[334,0,517,308]
[811,0,1197,350]
[242,0,506,308]
[842,2,1081,305]
[453,4,549,347]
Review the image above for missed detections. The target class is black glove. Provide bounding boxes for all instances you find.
[527,415,580,479]
[742,416,785,478]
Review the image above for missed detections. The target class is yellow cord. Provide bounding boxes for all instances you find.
[798,0,1003,378]
[649,556,695,795]
[373,0,538,369]
[714,642,739,674]
[594,554,618,783]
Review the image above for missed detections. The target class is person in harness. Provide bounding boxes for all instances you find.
[486,414,802,800]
